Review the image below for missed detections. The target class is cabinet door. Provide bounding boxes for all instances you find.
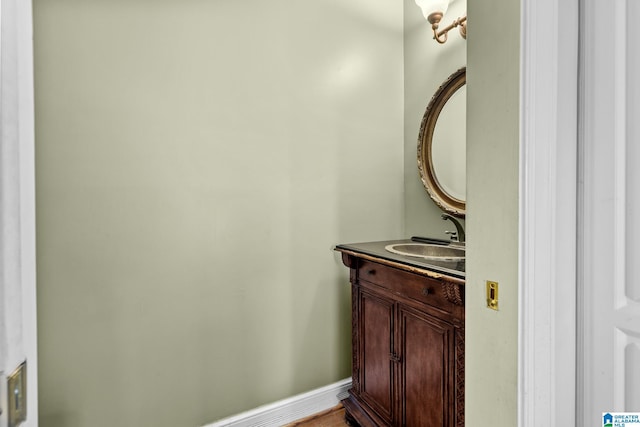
[358,287,395,424]
[398,304,454,427]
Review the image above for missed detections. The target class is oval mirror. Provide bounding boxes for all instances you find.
[417,67,466,217]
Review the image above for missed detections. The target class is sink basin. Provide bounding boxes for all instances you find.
[385,243,465,260]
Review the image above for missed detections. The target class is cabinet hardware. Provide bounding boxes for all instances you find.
[389,353,402,363]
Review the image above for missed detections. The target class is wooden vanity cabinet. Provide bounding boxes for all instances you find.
[340,254,464,427]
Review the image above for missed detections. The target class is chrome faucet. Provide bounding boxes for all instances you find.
[441,213,465,243]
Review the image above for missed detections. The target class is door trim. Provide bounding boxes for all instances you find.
[518,0,579,425]
[0,0,38,425]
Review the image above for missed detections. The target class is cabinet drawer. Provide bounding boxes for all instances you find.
[358,260,454,310]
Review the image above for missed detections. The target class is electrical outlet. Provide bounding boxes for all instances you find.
[486,281,499,310]
[8,361,26,427]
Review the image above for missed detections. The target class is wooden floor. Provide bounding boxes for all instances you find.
[284,404,350,427]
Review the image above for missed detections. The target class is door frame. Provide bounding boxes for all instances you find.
[518,0,580,425]
[0,0,38,426]
[4,0,580,426]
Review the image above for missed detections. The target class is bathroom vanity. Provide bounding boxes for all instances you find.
[335,239,465,427]
[333,65,468,426]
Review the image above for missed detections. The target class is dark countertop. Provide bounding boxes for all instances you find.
[335,239,465,281]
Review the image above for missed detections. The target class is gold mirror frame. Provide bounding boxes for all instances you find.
[417,67,466,218]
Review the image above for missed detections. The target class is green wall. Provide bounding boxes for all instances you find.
[33,1,404,426]
[35,1,522,425]
[404,0,520,425]
[403,0,466,238]
[465,0,520,425]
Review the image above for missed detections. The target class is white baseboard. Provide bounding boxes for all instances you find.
[202,378,351,427]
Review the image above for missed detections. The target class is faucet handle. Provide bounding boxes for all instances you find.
[445,231,459,241]
[441,213,466,243]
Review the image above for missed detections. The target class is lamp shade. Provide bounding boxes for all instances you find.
[414,0,449,21]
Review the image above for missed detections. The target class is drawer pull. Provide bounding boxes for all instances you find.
[367,269,376,275]
[422,287,433,296]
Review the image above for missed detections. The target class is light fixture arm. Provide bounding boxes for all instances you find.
[431,14,467,44]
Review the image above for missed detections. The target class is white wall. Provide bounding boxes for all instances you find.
[33,1,404,426]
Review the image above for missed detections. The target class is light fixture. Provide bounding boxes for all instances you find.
[415,0,467,44]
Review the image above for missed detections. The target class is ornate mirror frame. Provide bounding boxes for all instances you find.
[417,67,466,218]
